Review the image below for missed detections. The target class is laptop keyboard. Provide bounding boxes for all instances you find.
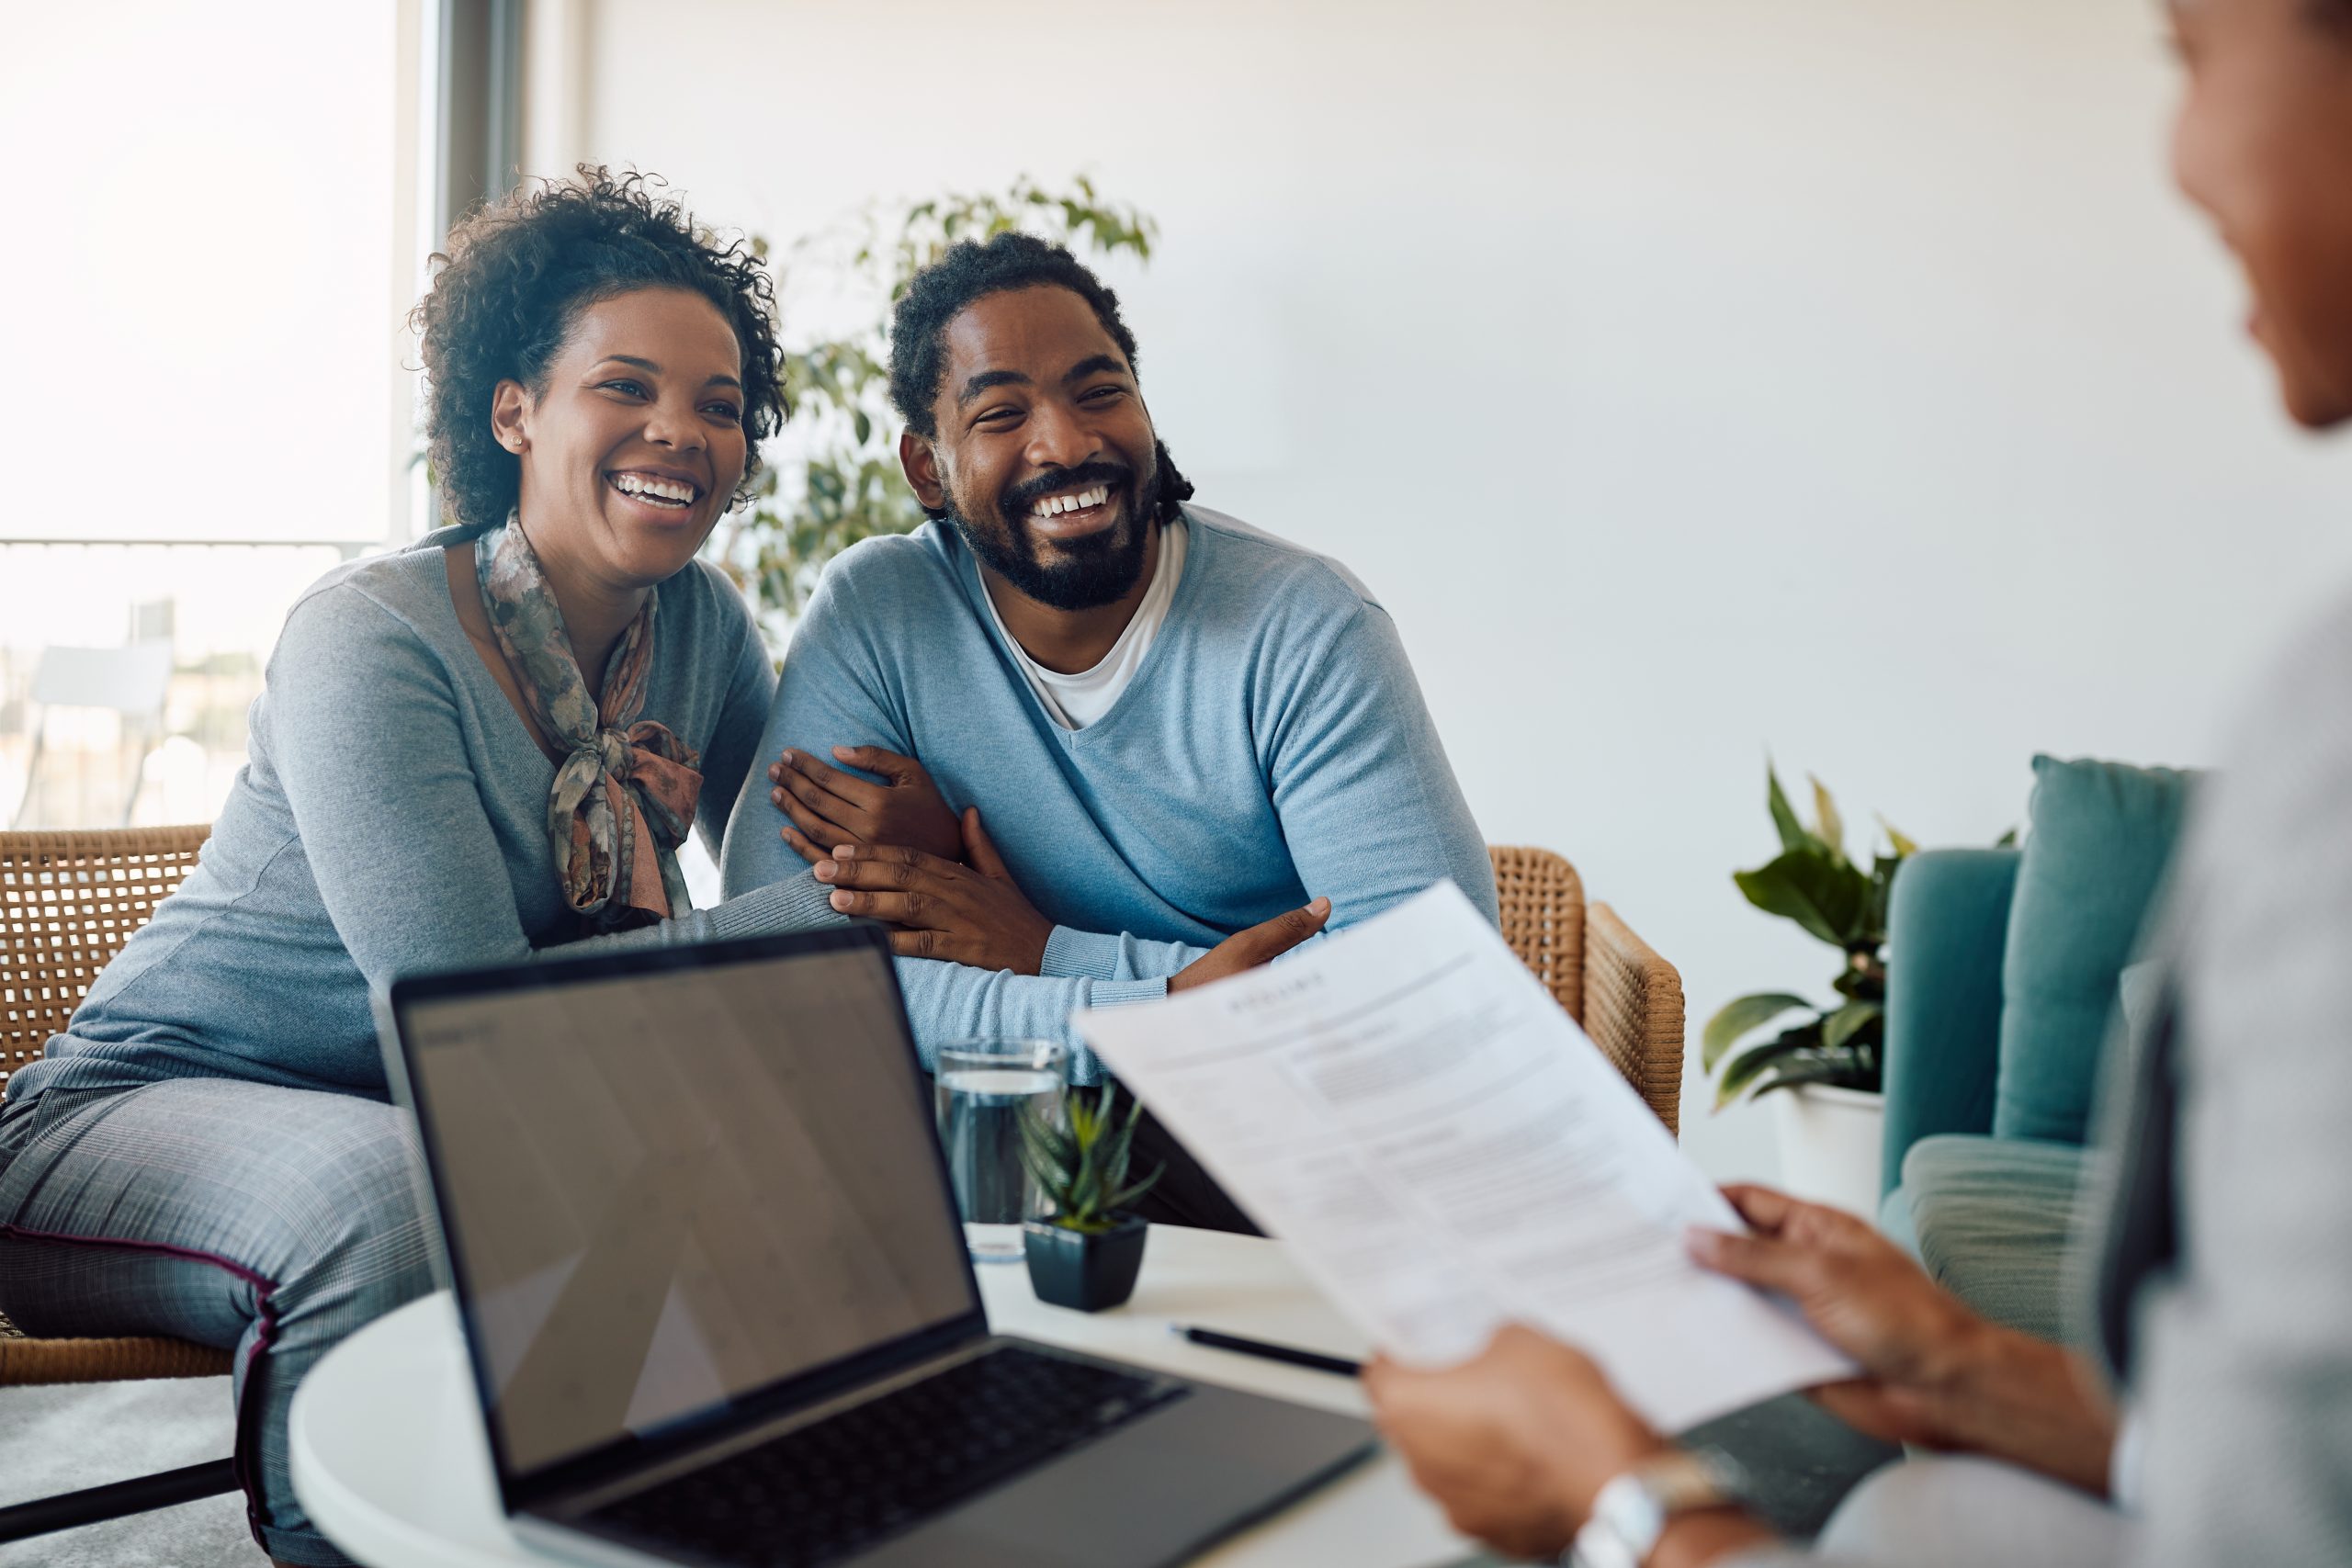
[587,1344,1190,1567]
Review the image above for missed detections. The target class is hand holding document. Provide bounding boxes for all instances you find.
[1073,882,1854,1432]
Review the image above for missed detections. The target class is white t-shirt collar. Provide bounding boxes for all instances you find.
[981,517,1189,731]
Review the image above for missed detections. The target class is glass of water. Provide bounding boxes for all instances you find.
[934,1039,1069,1263]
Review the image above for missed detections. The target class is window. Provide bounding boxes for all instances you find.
[0,2,489,828]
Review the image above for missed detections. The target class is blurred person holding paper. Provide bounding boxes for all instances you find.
[1364,3,2352,1565]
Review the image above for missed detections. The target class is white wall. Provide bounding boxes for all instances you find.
[550,0,2352,1179]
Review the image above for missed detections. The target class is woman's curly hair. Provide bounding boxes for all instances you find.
[412,166,788,531]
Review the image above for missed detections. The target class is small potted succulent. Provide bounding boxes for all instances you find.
[1019,1083,1164,1312]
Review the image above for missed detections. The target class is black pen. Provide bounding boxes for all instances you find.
[1171,1324,1363,1377]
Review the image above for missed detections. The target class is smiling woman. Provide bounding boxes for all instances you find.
[415,167,786,539]
[0,168,845,1568]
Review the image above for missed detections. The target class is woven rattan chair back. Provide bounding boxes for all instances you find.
[1488,843,1684,1135]
[0,825,235,1394]
[1,824,209,1098]
[1582,902,1685,1134]
[1488,845,1586,1021]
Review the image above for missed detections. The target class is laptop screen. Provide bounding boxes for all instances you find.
[392,932,981,1482]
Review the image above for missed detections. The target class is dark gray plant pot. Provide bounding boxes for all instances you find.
[1022,1214,1148,1312]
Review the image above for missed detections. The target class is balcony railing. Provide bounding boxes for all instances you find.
[2,539,381,829]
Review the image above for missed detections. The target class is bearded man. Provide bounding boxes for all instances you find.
[721,232,1496,1231]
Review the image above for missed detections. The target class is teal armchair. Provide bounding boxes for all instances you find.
[1879,847,2019,1197]
[1876,756,2195,1346]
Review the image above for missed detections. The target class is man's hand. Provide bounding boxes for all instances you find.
[1166,898,1331,992]
[769,745,962,864]
[1363,1326,1666,1561]
[813,808,1053,973]
[1690,1184,2117,1491]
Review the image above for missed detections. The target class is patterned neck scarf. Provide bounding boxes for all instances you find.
[474,515,702,932]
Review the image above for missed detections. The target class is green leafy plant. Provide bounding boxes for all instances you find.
[710,176,1159,639]
[1703,766,1920,1109]
[1018,1083,1164,1235]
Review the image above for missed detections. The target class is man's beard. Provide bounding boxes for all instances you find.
[946,455,1160,613]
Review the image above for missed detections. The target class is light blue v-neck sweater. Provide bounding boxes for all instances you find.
[719,505,1498,1077]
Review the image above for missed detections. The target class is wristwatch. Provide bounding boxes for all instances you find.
[1566,1449,1747,1568]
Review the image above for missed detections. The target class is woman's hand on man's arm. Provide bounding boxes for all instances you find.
[1690,1184,2119,1495]
[768,744,963,864]
[814,810,1329,983]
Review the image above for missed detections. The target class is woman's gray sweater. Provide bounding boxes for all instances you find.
[8,530,838,1108]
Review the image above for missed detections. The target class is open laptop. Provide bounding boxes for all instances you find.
[378,924,1375,1568]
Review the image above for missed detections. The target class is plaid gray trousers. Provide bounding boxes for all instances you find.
[0,1077,435,1566]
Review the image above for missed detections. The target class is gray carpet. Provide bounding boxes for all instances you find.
[0,1378,256,1567]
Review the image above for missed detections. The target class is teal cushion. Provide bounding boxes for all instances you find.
[1901,1134,2089,1345]
[1996,755,2194,1145]
[1881,848,2020,1195]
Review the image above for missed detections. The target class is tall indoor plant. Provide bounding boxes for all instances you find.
[1705,765,1916,1213]
[1705,766,1912,1105]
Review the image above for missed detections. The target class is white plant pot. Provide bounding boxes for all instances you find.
[1770,1084,1886,1218]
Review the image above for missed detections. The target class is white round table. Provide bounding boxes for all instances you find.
[290,1225,1472,1567]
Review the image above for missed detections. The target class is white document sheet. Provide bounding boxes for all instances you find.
[1073,882,1856,1432]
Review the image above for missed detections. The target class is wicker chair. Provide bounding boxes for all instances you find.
[1489,844,1686,1134]
[0,825,240,1542]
